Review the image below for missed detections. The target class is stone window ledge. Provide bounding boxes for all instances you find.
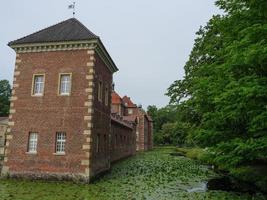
[25,152,37,155]
[53,152,66,156]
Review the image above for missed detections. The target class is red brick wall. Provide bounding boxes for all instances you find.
[110,119,136,162]
[135,110,153,151]
[4,50,90,179]
[90,53,113,177]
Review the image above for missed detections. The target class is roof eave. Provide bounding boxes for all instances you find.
[95,39,119,73]
[8,39,119,74]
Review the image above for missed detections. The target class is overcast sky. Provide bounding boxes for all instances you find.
[0,0,220,109]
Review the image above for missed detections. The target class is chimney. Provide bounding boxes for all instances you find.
[112,83,115,91]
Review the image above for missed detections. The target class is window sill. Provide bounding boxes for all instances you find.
[31,94,44,97]
[26,152,37,155]
[59,94,71,96]
[53,152,65,156]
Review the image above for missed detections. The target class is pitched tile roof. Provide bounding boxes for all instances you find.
[122,96,137,108]
[112,91,122,104]
[8,18,99,46]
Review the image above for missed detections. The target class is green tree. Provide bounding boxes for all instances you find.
[167,0,267,164]
[147,105,180,145]
[0,80,11,116]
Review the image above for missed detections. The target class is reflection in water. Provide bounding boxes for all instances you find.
[187,182,207,193]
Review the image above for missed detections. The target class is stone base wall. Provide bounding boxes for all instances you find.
[2,171,90,183]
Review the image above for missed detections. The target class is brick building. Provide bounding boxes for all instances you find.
[2,18,137,182]
[111,91,153,151]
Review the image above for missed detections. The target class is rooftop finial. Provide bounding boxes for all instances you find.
[68,2,76,18]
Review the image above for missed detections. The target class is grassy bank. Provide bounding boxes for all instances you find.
[0,147,265,200]
[176,147,267,194]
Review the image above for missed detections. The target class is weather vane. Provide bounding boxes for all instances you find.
[68,2,76,18]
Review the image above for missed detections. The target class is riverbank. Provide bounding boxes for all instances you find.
[0,147,265,200]
[175,147,267,194]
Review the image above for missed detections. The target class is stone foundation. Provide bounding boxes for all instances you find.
[1,171,90,183]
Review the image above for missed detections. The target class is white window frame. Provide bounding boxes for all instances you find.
[59,73,72,96]
[56,132,66,154]
[32,74,45,96]
[28,132,38,153]
[128,108,133,115]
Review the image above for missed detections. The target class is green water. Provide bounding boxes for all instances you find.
[0,147,265,200]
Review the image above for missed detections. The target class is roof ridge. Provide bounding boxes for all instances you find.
[72,18,99,39]
[8,18,98,46]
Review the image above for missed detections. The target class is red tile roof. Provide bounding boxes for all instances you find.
[112,91,122,104]
[122,96,137,108]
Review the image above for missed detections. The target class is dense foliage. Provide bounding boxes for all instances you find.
[0,80,11,117]
[149,0,267,190]
[165,0,267,164]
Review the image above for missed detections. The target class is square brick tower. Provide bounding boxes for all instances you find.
[2,18,118,182]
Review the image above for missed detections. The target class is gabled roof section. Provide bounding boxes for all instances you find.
[112,91,122,104]
[8,18,99,46]
[122,96,137,108]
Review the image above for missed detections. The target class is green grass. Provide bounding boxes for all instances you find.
[0,147,265,200]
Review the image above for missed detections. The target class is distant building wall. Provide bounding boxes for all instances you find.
[110,115,136,162]
[112,94,154,152]
[135,110,153,151]
[148,120,153,150]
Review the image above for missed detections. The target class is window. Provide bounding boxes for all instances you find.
[56,132,66,153]
[104,86,109,106]
[28,132,38,153]
[59,74,71,95]
[32,75,44,96]
[128,108,133,115]
[98,80,102,101]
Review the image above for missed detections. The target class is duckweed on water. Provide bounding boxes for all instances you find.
[0,147,265,200]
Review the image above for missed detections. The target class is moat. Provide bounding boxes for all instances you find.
[0,147,265,200]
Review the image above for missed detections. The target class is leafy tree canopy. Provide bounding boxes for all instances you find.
[0,80,11,116]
